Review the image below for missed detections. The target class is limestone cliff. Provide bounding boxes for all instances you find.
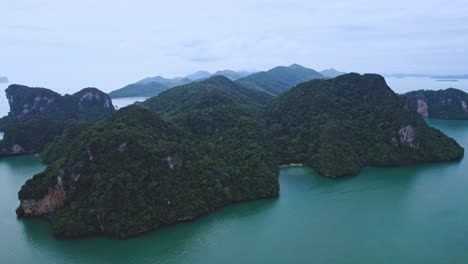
[0,85,115,157]
[403,88,468,120]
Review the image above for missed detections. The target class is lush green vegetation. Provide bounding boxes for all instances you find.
[17,77,279,238]
[14,73,465,239]
[266,73,464,177]
[236,64,324,95]
[403,88,468,119]
[109,82,169,98]
[0,85,114,156]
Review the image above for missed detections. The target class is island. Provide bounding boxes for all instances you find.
[13,74,464,239]
[0,85,115,157]
[267,73,464,177]
[16,76,279,238]
[0,76,8,83]
[403,88,468,120]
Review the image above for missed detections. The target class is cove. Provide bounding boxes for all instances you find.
[0,119,467,264]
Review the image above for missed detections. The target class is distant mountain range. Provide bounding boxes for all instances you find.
[385,73,468,79]
[235,64,325,95]
[109,70,254,98]
[109,65,346,98]
[0,76,8,83]
[319,68,347,78]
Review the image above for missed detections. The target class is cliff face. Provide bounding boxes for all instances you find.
[5,85,114,121]
[0,85,115,157]
[404,88,468,120]
[267,73,464,177]
[18,181,65,216]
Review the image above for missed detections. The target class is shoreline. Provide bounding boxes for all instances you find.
[279,163,303,168]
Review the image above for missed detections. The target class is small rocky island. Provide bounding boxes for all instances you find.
[12,74,465,239]
[0,85,114,157]
[0,76,8,83]
[403,88,468,120]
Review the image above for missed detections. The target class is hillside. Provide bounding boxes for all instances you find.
[236,64,324,95]
[403,88,468,119]
[143,75,274,115]
[267,73,464,177]
[109,82,169,98]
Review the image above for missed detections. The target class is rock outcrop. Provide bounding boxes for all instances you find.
[0,85,115,157]
[403,88,468,119]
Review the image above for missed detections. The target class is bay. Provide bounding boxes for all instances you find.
[0,120,467,263]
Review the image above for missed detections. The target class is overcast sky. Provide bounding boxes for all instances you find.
[1,0,467,93]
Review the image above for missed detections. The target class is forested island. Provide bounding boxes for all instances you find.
[16,76,279,238]
[6,73,464,239]
[0,85,114,156]
[403,88,468,120]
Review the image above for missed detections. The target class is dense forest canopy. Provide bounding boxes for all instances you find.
[16,77,279,238]
[266,73,464,177]
[11,72,465,239]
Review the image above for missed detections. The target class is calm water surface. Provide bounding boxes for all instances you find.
[0,119,467,263]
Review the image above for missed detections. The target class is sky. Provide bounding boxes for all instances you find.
[1,0,467,93]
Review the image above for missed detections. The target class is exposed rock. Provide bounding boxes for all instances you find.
[399,125,419,149]
[403,88,468,119]
[165,152,184,169]
[0,85,115,157]
[417,99,429,117]
[117,142,127,153]
[19,178,65,216]
[11,144,25,154]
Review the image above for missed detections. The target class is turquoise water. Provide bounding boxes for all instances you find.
[0,119,467,263]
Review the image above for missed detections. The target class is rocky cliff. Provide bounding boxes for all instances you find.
[403,88,468,120]
[0,85,115,157]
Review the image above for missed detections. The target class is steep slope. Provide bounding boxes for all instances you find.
[403,88,468,119]
[109,82,169,98]
[236,64,324,95]
[267,73,464,177]
[16,77,279,238]
[0,85,114,156]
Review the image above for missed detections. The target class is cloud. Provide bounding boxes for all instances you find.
[0,0,467,91]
